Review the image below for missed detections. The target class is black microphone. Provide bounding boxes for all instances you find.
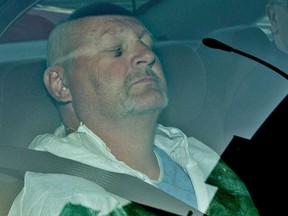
[202,38,288,80]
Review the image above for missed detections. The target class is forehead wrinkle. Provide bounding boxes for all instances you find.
[100,25,153,47]
[71,16,149,47]
[100,16,151,37]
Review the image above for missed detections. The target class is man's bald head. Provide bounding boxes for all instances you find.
[46,2,135,67]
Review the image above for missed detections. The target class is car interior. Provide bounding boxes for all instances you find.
[0,0,287,215]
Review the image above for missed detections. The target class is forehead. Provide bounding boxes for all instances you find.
[52,15,152,65]
[72,15,149,38]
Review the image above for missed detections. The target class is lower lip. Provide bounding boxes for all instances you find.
[133,78,157,85]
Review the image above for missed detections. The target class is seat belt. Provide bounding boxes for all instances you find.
[0,146,205,216]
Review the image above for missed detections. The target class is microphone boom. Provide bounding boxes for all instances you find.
[202,38,288,80]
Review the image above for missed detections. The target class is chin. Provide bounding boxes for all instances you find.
[124,95,168,115]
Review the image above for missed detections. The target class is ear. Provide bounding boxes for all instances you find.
[43,66,72,103]
[266,5,277,34]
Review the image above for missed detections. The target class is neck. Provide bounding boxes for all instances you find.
[86,112,160,179]
[59,103,80,134]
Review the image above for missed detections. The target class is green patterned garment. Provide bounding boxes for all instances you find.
[60,159,259,216]
[205,159,259,216]
[60,202,161,216]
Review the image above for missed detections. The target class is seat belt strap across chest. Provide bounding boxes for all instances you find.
[0,146,205,216]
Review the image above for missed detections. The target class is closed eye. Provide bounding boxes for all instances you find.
[107,47,123,57]
[114,48,123,57]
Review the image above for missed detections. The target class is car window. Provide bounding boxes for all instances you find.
[0,0,287,215]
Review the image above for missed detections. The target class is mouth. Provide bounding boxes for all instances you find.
[126,69,162,91]
[131,76,158,86]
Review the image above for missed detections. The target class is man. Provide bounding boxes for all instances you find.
[266,0,288,55]
[264,0,288,77]
[8,3,258,216]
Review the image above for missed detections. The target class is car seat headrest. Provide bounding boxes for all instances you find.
[0,60,61,148]
[199,25,270,55]
[156,41,207,129]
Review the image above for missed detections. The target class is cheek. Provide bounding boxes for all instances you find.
[95,59,129,91]
[66,58,91,87]
[65,57,101,103]
[67,57,129,98]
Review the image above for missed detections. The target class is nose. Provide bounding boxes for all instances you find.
[131,41,156,68]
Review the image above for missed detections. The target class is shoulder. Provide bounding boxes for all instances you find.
[9,172,129,216]
[28,124,66,150]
